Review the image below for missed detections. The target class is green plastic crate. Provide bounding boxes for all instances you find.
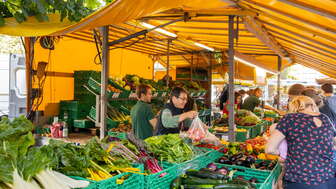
[107,131,127,140]
[177,149,223,174]
[74,119,94,128]
[236,125,256,139]
[88,106,120,129]
[144,162,179,189]
[87,77,101,93]
[108,79,126,91]
[119,90,132,98]
[236,130,249,142]
[72,164,144,189]
[215,161,281,189]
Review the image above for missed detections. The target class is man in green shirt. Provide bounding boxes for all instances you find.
[241,92,261,112]
[241,88,280,113]
[130,84,157,139]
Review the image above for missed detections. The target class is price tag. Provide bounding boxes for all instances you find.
[153,92,158,97]
[246,130,250,139]
[221,135,229,141]
[112,93,120,98]
[130,93,137,98]
[162,92,167,96]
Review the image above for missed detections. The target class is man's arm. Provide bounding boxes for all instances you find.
[149,118,157,129]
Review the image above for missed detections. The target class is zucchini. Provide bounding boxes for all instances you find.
[213,184,250,189]
[186,170,229,180]
[183,176,225,185]
[183,184,215,189]
[170,177,182,189]
[228,179,254,188]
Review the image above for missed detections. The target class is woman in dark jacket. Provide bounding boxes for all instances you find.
[155,87,197,135]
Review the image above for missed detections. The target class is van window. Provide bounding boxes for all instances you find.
[16,69,26,95]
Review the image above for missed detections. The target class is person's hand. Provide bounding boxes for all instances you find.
[184,111,198,119]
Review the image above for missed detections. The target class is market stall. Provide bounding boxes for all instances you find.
[0,0,335,189]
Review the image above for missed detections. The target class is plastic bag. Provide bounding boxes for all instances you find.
[201,132,221,146]
[187,117,207,142]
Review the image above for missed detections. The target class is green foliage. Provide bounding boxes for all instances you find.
[0,0,115,26]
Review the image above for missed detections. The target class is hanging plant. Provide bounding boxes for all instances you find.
[0,0,115,26]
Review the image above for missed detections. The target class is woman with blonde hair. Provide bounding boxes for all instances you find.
[266,96,336,189]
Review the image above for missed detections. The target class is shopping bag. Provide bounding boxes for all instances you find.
[187,116,207,142]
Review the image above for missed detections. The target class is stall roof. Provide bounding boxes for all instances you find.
[1,0,335,78]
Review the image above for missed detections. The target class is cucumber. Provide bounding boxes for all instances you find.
[186,170,229,180]
[183,184,215,189]
[213,184,250,189]
[170,177,182,189]
[183,176,225,185]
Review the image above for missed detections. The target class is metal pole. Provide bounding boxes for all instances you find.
[100,26,109,139]
[208,53,212,108]
[277,56,282,110]
[27,37,35,117]
[228,15,235,142]
[166,39,171,87]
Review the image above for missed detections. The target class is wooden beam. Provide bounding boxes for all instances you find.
[241,0,336,35]
[278,39,336,64]
[258,12,336,43]
[277,0,336,21]
[242,16,290,58]
[259,19,336,52]
[170,25,248,32]
[271,32,336,59]
[234,51,278,73]
[142,9,256,18]
[200,52,211,66]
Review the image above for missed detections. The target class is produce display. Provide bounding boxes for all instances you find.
[253,107,263,116]
[213,127,247,133]
[264,110,277,117]
[107,106,131,123]
[0,116,90,189]
[235,110,261,126]
[171,165,255,189]
[217,140,278,170]
[109,123,132,133]
[144,134,196,163]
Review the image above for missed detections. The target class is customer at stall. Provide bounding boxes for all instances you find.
[238,89,247,103]
[130,84,157,140]
[302,88,336,126]
[241,88,279,113]
[223,92,242,115]
[321,83,336,114]
[155,87,198,135]
[287,83,305,101]
[266,96,336,189]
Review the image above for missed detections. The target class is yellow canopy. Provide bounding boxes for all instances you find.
[1,0,335,78]
[0,0,229,36]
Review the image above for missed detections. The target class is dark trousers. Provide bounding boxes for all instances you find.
[284,178,336,189]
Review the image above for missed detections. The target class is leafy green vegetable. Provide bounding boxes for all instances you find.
[0,0,116,26]
[0,116,34,140]
[144,134,195,163]
[17,147,51,181]
[0,116,38,184]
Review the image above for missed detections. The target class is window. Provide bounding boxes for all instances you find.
[15,69,26,95]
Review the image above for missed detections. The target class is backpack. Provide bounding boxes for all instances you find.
[320,99,336,127]
[219,86,228,110]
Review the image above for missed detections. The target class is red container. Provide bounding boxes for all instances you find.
[50,123,61,138]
